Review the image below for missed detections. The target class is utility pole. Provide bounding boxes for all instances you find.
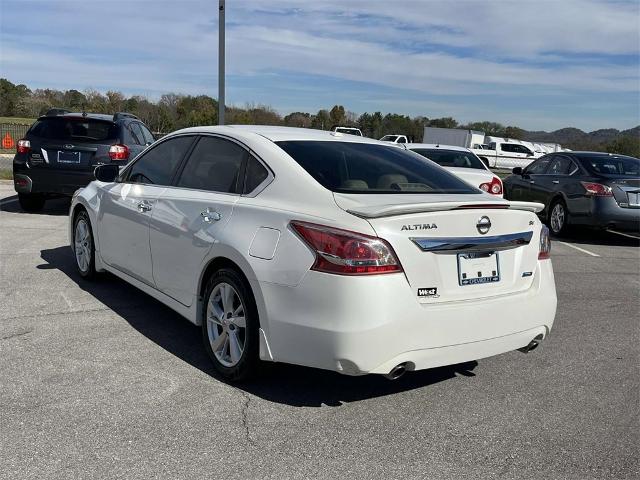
[218,0,225,125]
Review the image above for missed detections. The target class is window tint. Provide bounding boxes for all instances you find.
[276,141,477,194]
[129,123,145,145]
[127,136,193,185]
[547,156,575,175]
[176,136,246,193]
[578,154,639,176]
[525,157,551,174]
[412,149,486,170]
[397,137,406,143]
[243,155,269,194]
[29,117,118,142]
[139,124,155,144]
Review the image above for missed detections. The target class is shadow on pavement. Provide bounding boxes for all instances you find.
[39,245,476,407]
[1,195,71,216]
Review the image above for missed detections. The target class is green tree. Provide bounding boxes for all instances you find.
[606,135,640,157]
[428,117,458,129]
[311,109,330,130]
[329,105,346,126]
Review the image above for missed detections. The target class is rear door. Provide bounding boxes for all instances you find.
[150,135,247,306]
[98,135,195,285]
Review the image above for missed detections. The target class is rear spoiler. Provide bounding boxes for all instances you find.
[347,201,544,219]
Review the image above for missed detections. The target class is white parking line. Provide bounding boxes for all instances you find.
[556,241,600,257]
[607,229,640,240]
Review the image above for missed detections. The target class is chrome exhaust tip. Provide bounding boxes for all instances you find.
[518,334,544,354]
[384,363,409,380]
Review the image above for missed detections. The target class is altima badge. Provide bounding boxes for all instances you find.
[476,216,491,235]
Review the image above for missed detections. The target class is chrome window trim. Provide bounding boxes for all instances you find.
[410,231,534,253]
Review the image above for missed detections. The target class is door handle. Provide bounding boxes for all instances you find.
[201,208,221,223]
[137,201,152,213]
[529,180,535,184]
[552,180,560,184]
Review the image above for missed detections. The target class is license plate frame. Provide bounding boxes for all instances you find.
[457,251,500,286]
[57,150,81,164]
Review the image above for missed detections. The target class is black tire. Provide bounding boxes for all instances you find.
[73,210,96,279]
[548,198,569,236]
[18,193,45,212]
[201,268,259,382]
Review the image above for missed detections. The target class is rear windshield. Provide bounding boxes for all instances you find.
[411,148,486,170]
[276,141,478,194]
[29,117,119,142]
[578,154,639,176]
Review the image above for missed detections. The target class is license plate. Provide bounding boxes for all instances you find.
[457,252,500,286]
[57,151,81,164]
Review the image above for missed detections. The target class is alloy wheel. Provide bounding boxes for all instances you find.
[74,218,92,273]
[206,282,247,367]
[550,203,565,234]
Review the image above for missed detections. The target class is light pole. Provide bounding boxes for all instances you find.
[218,0,225,125]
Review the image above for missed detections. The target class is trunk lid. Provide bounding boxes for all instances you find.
[334,193,544,304]
[443,166,494,189]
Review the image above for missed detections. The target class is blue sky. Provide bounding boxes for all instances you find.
[1,0,638,131]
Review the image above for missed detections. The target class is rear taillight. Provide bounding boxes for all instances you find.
[109,144,129,161]
[479,176,503,195]
[580,181,612,197]
[539,225,551,260]
[290,221,403,275]
[17,139,30,154]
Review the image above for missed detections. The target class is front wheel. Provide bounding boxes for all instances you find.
[548,199,569,236]
[201,268,259,382]
[73,210,96,279]
[18,193,45,212]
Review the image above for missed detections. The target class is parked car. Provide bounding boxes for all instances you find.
[503,151,640,235]
[331,126,363,136]
[380,134,409,144]
[405,144,503,196]
[13,110,155,212]
[70,125,556,381]
[472,140,541,170]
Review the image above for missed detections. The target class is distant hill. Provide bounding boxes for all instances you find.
[523,126,639,150]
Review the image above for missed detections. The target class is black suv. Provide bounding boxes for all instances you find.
[13,110,155,211]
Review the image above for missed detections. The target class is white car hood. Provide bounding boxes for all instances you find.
[333,193,543,219]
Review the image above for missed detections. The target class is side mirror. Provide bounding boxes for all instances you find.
[94,164,120,182]
[512,167,523,175]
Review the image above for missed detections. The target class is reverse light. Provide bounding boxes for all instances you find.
[290,221,403,275]
[580,181,612,197]
[109,144,129,161]
[17,139,31,154]
[539,225,551,260]
[479,176,503,195]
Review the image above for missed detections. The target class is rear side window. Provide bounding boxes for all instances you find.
[243,155,269,194]
[29,117,118,142]
[126,136,194,185]
[129,123,145,145]
[176,136,246,193]
[139,124,155,144]
[547,156,575,175]
[412,149,486,170]
[276,141,477,194]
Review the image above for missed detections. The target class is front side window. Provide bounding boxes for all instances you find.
[525,157,551,175]
[276,141,477,194]
[397,137,406,143]
[125,136,194,185]
[412,149,486,170]
[176,136,246,193]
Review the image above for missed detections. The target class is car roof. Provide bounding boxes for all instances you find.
[406,143,472,152]
[173,125,385,144]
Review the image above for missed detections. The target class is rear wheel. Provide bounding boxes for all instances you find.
[18,193,45,212]
[201,268,259,382]
[548,199,569,236]
[73,210,96,279]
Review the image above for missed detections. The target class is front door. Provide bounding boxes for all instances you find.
[98,135,196,285]
[150,135,247,306]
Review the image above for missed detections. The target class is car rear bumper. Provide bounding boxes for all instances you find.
[259,260,557,375]
[572,197,640,232]
[13,163,95,196]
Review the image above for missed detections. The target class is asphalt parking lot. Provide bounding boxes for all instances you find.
[0,182,638,480]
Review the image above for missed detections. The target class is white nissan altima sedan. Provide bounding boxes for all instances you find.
[70,125,557,381]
